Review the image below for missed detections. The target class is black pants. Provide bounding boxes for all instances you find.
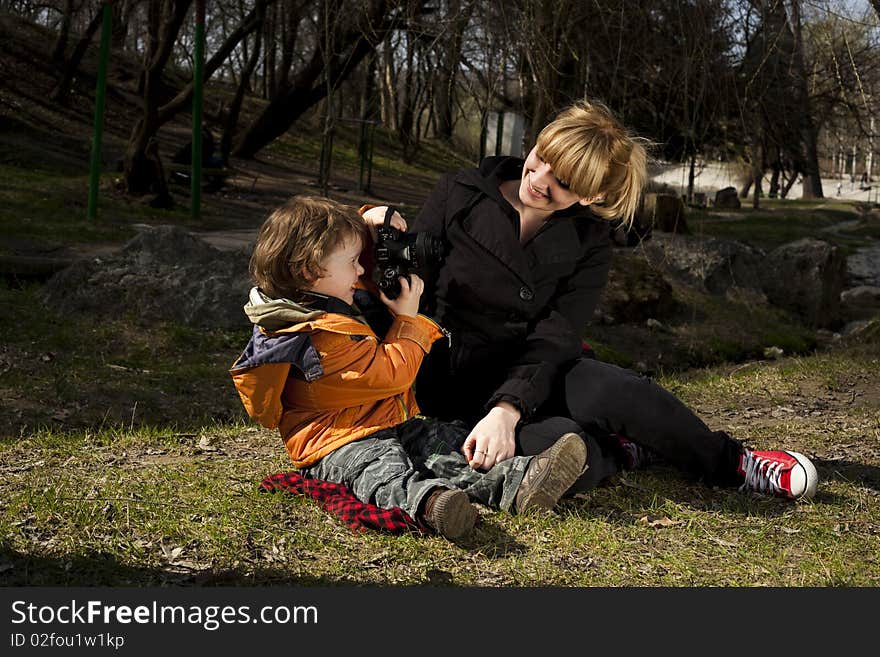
[419,357,746,493]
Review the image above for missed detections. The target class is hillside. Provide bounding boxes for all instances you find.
[2,8,880,436]
[0,11,470,261]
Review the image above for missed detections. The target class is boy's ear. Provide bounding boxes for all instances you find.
[296,265,317,286]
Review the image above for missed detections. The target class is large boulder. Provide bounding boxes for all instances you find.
[597,249,677,323]
[634,232,765,295]
[847,242,880,287]
[714,186,741,209]
[757,238,846,328]
[43,225,252,329]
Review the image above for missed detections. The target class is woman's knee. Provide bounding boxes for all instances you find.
[516,416,584,456]
[564,358,652,417]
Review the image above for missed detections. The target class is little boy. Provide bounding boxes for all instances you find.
[230,196,587,539]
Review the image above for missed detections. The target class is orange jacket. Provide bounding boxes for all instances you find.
[230,286,444,468]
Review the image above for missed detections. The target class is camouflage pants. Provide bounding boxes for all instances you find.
[301,417,531,520]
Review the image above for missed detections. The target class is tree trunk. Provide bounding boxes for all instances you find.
[50,4,104,104]
[264,0,277,98]
[123,0,193,199]
[233,0,397,159]
[51,0,75,65]
[433,0,469,143]
[397,27,418,161]
[221,4,266,161]
[768,163,780,198]
[110,0,132,51]
[276,0,302,91]
[687,152,696,204]
[789,1,823,198]
[156,0,271,125]
[781,169,800,198]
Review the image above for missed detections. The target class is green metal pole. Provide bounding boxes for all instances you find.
[494,110,504,156]
[366,123,374,193]
[358,120,366,191]
[86,1,113,221]
[191,0,206,219]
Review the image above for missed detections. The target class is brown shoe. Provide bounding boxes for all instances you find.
[422,488,477,539]
[515,433,587,514]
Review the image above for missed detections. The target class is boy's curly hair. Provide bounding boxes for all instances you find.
[249,195,368,300]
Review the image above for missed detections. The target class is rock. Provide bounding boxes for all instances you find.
[846,242,880,287]
[634,232,765,295]
[714,186,741,209]
[840,285,880,305]
[42,225,252,329]
[758,238,846,329]
[841,318,877,337]
[597,249,677,323]
[636,192,689,234]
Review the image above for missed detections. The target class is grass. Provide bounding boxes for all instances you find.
[2,371,878,586]
[1,271,878,585]
[2,174,878,586]
[585,280,819,374]
[2,8,878,591]
[686,199,880,253]
[0,283,249,435]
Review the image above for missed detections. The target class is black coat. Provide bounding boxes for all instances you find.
[410,156,613,425]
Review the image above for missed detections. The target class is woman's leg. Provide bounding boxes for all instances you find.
[516,415,620,494]
[561,358,744,486]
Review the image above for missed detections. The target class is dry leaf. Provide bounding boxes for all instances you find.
[638,514,681,528]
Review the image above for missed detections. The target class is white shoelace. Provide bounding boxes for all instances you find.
[739,451,784,494]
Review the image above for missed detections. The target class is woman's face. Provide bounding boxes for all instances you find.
[518,147,593,212]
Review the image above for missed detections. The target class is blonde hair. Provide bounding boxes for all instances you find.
[249,195,368,300]
[536,99,648,226]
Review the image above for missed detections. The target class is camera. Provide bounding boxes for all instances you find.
[373,217,443,300]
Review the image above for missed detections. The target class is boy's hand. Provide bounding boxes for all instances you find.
[380,274,423,317]
[362,206,407,238]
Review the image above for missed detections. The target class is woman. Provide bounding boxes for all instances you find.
[367,98,818,500]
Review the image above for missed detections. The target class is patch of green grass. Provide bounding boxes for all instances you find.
[588,281,819,375]
[688,206,858,251]
[0,283,249,437]
[2,386,878,587]
[2,285,878,587]
[0,163,253,251]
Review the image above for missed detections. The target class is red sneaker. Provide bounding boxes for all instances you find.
[738,449,819,500]
[614,435,659,470]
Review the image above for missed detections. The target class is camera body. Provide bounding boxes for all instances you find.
[373,225,443,299]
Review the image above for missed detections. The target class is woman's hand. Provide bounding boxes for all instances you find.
[380,273,423,317]
[362,206,407,238]
[462,402,521,470]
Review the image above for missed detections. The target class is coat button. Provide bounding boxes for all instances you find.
[519,286,534,301]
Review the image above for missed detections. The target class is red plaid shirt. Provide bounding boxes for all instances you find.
[260,472,424,534]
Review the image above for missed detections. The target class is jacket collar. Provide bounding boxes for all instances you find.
[462,155,600,223]
[451,157,588,282]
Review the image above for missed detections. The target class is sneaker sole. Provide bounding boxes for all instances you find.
[786,450,819,500]
[517,433,588,514]
[432,489,477,539]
